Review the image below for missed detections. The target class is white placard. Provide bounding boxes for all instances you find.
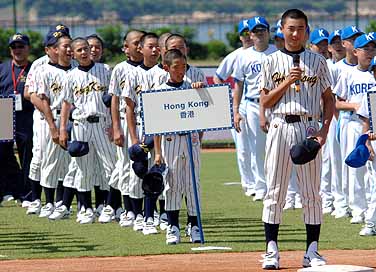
[367,91,376,132]
[140,84,233,136]
[0,97,15,142]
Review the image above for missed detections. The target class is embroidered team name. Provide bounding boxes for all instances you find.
[74,82,106,96]
[272,72,318,87]
[350,83,375,95]
[50,82,62,94]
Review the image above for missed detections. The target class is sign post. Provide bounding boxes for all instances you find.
[140,84,234,244]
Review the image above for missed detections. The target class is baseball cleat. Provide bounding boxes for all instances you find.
[359,224,376,236]
[190,226,201,243]
[153,211,160,226]
[49,205,70,220]
[94,204,104,217]
[302,251,326,267]
[133,214,144,231]
[142,217,158,235]
[262,241,280,270]
[166,225,180,245]
[350,215,364,224]
[80,208,95,224]
[114,207,124,222]
[322,206,334,214]
[334,209,351,219]
[98,205,114,223]
[119,211,135,227]
[26,199,41,215]
[39,203,54,218]
[22,200,32,208]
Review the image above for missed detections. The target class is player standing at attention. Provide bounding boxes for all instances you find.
[154,48,204,245]
[259,9,334,269]
[233,16,277,201]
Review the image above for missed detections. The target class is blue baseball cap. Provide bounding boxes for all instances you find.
[341,25,363,40]
[8,33,30,46]
[309,28,329,44]
[370,56,376,70]
[354,32,376,49]
[274,28,284,39]
[328,29,341,44]
[44,30,68,47]
[238,19,249,34]
[345,134,370,168]
[247,16,270,32]
[67,141,89,157]
[49,24,70,36]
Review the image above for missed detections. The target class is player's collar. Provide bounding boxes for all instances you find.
[140,63,153,71]
[127,59,142,67]
[166,80,184,88]
[49,62,71,71]
[280,47,305,56]
[158,63,164,69]
[78,61,95,72]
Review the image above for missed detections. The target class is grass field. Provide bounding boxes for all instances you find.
[1,152,375,260]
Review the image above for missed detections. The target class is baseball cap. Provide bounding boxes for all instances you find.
[370,56,376,70]
[290,138,321,165]
[49,24,70,36]
[354,32,376,49]
[142,163,166,197]
[328,29,341,44]
[132,160,148,179]
[238,19,249,34]
[44,30,67,47]
[309,28,329,44]
[345,134,370,168]
[8,33,30,46]
[274,28,284,39]
[67,141,89,157]
[247,16,270,32]
[341,25,363,40]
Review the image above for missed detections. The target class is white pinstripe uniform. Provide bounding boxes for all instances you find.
[62,63,116,192]
[157,81,201,215]
[333,59,359,214]
[232,45,277,197]
[108,60,140,195]
[260,49,331,225]
[26,55,50,182]
[335,66,376,218]
[37,63,72,188]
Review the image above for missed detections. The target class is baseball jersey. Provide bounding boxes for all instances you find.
[332,59,357,92]
[25,55,50,94]
[63,62,111,119]
[259,49,331,117]
[357,86,376,119]
[335,67,376,104]
[215,47,245,81]
[233,44,277,99]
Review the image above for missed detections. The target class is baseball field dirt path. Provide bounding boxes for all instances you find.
[1,250,376,272]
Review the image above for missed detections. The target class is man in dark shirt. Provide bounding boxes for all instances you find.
[0,33,33,205]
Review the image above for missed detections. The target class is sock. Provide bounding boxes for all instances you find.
[31,180,42,201]
[94,186,102,208]
[264,223,280,251]
[44,187,55,205]
[102,190,109,206]
[107,187,121,210]
[159,200,165,214]
[306,224,321,252]
[55,180,64,203]
[144,195,157,220]
[62,187,76,208]
[131,197,143,216]
[76,191,82,211]
[167,210,180,227]
[188,215,198,227]
[84,191,93,210]
[77,192,87,210]
[123,195,132,213]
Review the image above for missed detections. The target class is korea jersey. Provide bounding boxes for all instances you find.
[233,44,277,99]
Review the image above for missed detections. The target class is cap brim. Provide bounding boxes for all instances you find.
[250,24,269,31]
[311,37,328,45]
[9,40,28,46]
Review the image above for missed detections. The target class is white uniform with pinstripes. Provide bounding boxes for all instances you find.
[260,49,331,225]
[157,81,201,215]
[108,60,140,194]
[37,63,71,188]
[62,63,116,192]
[336,67,376,218]
[26,55,50,182]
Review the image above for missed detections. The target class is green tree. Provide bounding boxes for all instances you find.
[366,20,376,33]
[226,24,241,50]
[206,40,228,59]
[96,24,124,63]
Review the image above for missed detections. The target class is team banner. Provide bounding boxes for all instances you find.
[0,96,15,142]
[140,84,234,136]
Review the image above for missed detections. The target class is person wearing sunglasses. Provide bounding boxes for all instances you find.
[0,33,33,206]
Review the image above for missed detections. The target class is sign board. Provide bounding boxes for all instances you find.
[140,84,233,136]
[0,96,15,142]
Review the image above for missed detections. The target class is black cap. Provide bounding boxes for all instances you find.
[290,138,321,165]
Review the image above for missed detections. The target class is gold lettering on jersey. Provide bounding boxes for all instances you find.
[272,72,286,85]
[74,82,106,96]
[272,72,318,87]
[301,75,318,87]
[120,80,126,90]
[135,85,143,95]
[50,82,62,94]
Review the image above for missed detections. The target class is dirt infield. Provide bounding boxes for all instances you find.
[1,250,376,272]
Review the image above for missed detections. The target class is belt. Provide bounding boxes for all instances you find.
[245,97,260,103]
[87,116,100,123]
[285,115,313,123]
[178,133,189,136]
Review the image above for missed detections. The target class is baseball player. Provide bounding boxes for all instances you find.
[335,33,376,224]
[153,48,204,245]
[333,25,363,219]
[100,30,145,225]
[232,16,277,201]
[259,9,333,269]
[58,38,115,224]
[36,32,73,218]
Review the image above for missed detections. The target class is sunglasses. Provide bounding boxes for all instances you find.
[10,45,26,49]
[240,30,250,37]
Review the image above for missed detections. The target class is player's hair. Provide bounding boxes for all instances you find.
[165,33,187,49]
[71,37,89,50]
[139,32,159,48]
[281,9,308,27]
[123,30,146,43]
[158,32,172,49]
[86,34,104,49]
[53,34,72,48]
[163,49,186,66]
